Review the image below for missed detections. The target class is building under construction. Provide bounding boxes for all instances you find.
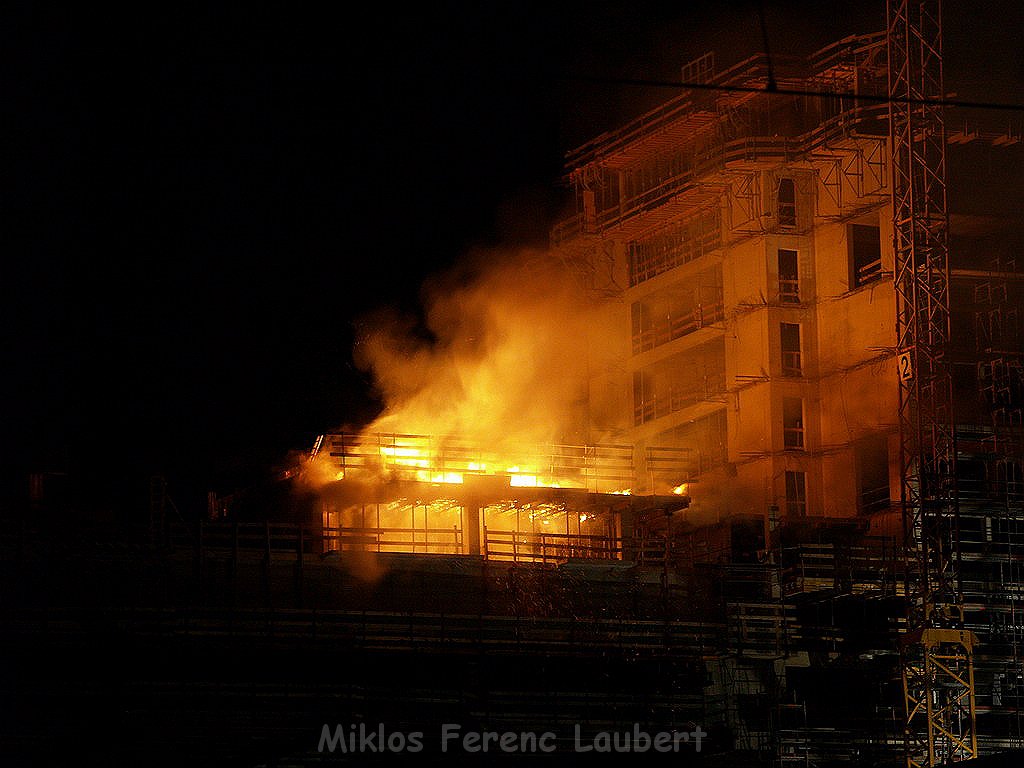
[540,23,1024,765]
[3,13,1024,768]
[297,22,1024,767]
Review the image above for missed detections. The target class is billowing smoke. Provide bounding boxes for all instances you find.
[351,244,622,451]
[298,244,626,575]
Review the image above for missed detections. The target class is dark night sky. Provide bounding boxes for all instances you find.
[4,1,1022,516]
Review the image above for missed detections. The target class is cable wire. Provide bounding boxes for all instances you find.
[563,75,1024,113]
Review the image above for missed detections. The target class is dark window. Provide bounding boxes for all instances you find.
[778,249,799,303]
[855,433,890,513]
[785,471,807,517]
[777,178,797,228]
[850,224,882,287]
[783,397,804,450]
[781,323,802,377]
[1004,460,1024,502]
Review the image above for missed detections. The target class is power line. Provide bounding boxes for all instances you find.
[564,75,1024,114]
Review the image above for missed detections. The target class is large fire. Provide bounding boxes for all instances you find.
[349,248,617,450]
[311,432,641,494]
[304,247,689,561]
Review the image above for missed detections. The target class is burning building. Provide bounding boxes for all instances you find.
[550,33,1021,541]
[548,30,1024,766]
[10,5,1024,768]
[304,239,696,564]
[310,432,691,562]
[295,27,1024,767]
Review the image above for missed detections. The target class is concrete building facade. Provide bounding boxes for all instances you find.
[552,33,1007,532]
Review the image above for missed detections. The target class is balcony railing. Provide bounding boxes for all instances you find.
[629,210,722,286]
[632,302,725,354]
[553,104,890,249]
[322,525,464,555]
[320,433,635,494]
[779,278,800,303]
[783,426,805,450]
[781,351,802,377]
[634,374,727,426]
[483,530,621,564]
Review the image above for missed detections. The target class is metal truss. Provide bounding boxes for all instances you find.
[887,0,978,764]
[810,137,889,218]
[901,628,979,767]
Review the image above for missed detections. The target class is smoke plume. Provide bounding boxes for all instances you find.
[351,244,622,451]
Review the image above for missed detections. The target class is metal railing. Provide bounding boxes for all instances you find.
[319,433,636,493]
[170,520,314,556]
[632,302,725,354]
[628,209,722,285]
[483,530,621,564]
[554,104,890,249]
[634,374,727,426]
[783,426,805,450]
[781,351,802,376]
[2,605,728,656]
[322,525,463,555]
[779,278,800,303]
[780,539,900,597]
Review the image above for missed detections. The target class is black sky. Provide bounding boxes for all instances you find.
[5,1,1022,516]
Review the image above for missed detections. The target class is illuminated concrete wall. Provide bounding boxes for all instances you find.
[558,45,899,525]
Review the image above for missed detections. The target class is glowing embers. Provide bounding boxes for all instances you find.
[321,498,465,555]
[481,501,620,563]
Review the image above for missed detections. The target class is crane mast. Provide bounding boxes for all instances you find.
[887,0,978,764]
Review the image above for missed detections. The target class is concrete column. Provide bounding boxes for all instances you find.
[462,503,481,556]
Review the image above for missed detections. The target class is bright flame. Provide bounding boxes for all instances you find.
[415,471,464,485]
[310,248,642,501]
[611,489,631,495]
[335,470,345,481]
[380,446,420,457]
[380,446,430,468]
[673,483,689,496]
[321,498,466,558]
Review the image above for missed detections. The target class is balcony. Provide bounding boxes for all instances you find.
[779,277,800,304]
[632,301,726,355]
[629,209,722,286]
[634,373,727,426]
